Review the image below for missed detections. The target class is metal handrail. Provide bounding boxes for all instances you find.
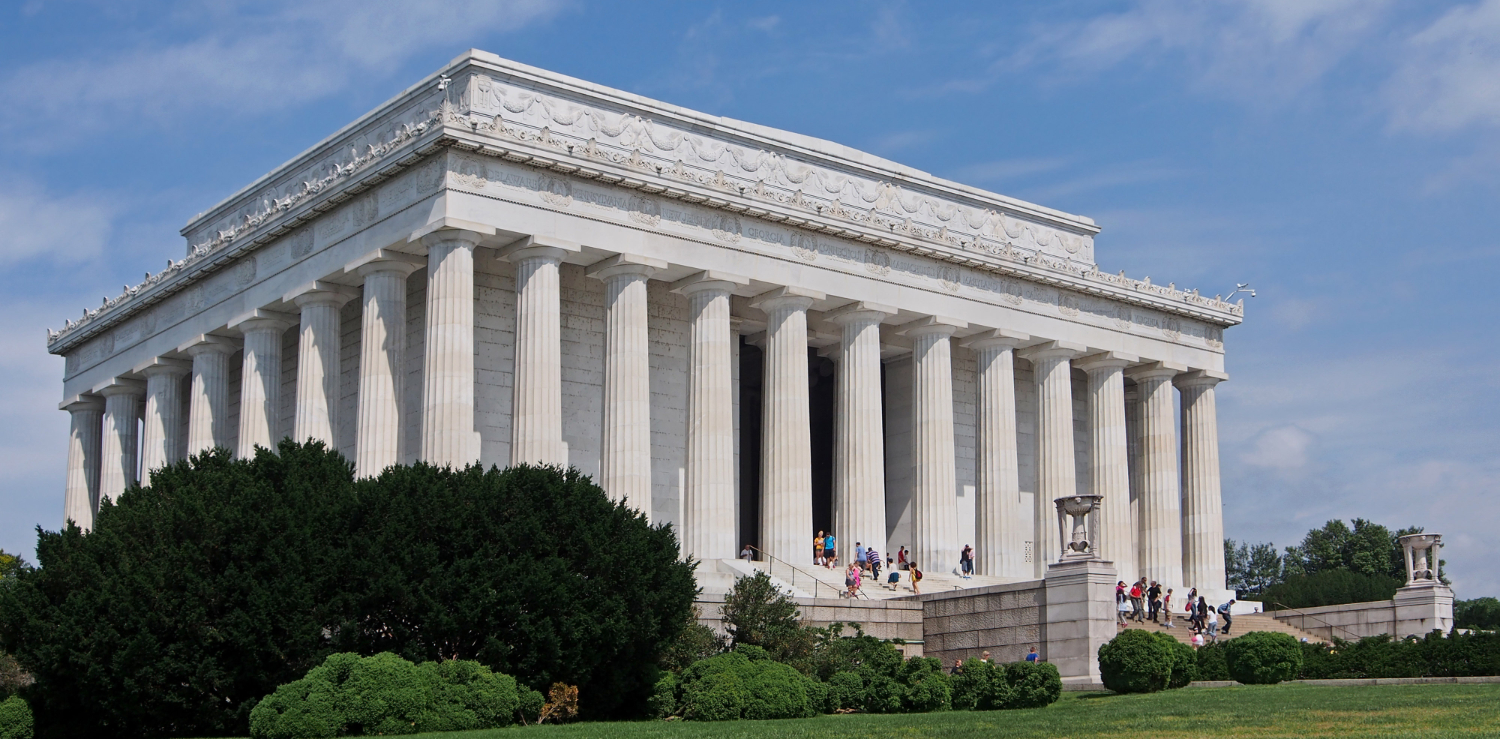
[1268,601,1360,642]
[745,545,870,600]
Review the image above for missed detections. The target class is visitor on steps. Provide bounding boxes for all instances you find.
[1191,630,1205,649]
[740,543,754,562]
[960,545,974,578]
[1117,590,1131,626]
[814,531,825,565]
[897,546,908,570]
[1129,580,1145,622]
[1163,589,1176,628]
[1218,600,1236,635]
[868,548,883,581]
[1185,588,1199,630]
[1206,604,1219,641]
[855,542,867,571]
[1148,581,1162,622]
[886,563,900,589]
[824,533,836,569]
[909,561,923,594]
[1197,596,1210,636]
[845,563,861,598]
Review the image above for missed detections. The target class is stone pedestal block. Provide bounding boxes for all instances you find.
[1043,557,1118,684]
[1393,583,1454,637]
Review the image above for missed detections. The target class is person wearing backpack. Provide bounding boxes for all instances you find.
[910,561,923,594]
[1218,599,1236,635]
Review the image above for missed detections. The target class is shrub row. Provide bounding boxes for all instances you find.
[1099,630,1302,691]
[652,643,1061,721]
[1298,630,1500,680]
[249,653,541,739]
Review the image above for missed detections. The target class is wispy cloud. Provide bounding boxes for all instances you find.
[1385,0,1500,133]
[0,180,116,265]
[0,0,567,144]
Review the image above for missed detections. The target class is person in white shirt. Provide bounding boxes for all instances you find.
[1206,607,1220,641]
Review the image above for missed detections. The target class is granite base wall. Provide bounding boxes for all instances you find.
[917,581,1046,666]
[696,595,925,657]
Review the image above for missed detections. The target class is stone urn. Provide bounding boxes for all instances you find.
[1399,532,1443,584]
[1054,493,1103,559]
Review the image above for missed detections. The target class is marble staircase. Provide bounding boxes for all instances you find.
[1120,612,1325,645]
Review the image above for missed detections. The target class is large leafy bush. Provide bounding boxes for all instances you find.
[0,441,696,737]
[248,652,529,738]
[0,696,32,739]
[1097,630,1176,693]
[1224,632,1303,685]
[999,661,1063,708]
[1196,641,1231,681]
[673,645,817,721]
[1164,636,1198,689]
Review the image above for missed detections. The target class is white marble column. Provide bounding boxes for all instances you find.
[1124,384,1143,577]
[963,329,1029,578]
[754,287,823,564]
[500,237,579,468]
[674,271,747,562]
[182,335,239,456]
[290,284,356,447]
[1077,352,1137,580]
[233,313,293,459]
[1128,362,1185,589]
[421,229,486,466]
[62,396,104,530]
[904,316,966,575]
[1177,370,1228,594]
[1019,341,1084,577]
[589,254,666,512]
[99,380,145,504]
[828,301,894,568]
[139,359,190,475]
[351,254,421,477]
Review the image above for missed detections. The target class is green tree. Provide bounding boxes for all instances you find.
[0,442,360,738]
[719,572,814,667]
[0,551,24,581]
[1455,598,1500,630]
[1224,539,1282,596]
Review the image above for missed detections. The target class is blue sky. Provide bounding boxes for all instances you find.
[1,1,1496,595]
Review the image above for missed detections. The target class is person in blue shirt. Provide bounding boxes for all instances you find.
[823,534,836,568]
[855,542,867,570]
[1025,647,1040,663]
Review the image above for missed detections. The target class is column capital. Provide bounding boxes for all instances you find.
[1125,360,1188,382]
[177,334,241,356]
[59,394,104,412]
[409,217,494,248]
[284,280,359,307]
[1174,369,1229,389]
[961,328,1031,351]
[229,309,297,335]
[94,378,146,397]
[898,315,967,338]
[345,249,425,278]
[1074,351,1139,373]
[1017,339,1087,362]
[825,300,897,325]
[586,253,667,281]
[751,285,823,312]
[497,235,581,264]
[132,356,192,377]
[670,270,749,296]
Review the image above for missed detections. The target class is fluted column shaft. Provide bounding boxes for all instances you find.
[186,338,237,455]
[99,381,145,503]
[63,397,104,530]
[355,261,417,477]
[1130,364,1184,588]
[1021,342,1082,577]
[293,290,352,447]
[1125,385,1143,576]
[141,361,189,474]
[1178,371,1227,593]
[421,231,482,466]
[908,319,962,575]
[593,257,661,512]
[680,278,739,561]
[1079,353,1135,579]
[830,305,892,567]
[967,331,1027,578]
[507,246,568,467]
[237,318,290,458]
[757,292,816,564]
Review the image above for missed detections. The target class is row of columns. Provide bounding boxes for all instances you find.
[59,230,1225,595]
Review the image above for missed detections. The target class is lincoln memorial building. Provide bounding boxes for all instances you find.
[47,51,1243,612]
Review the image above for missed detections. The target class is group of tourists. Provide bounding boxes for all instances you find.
[1115,578,1237,647]
[813,532,926,598]
[947,647,1041,674]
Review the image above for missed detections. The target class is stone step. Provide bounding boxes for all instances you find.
[1120,612,1326,645]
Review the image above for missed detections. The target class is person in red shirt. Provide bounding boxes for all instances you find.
[1129,580,1145,623]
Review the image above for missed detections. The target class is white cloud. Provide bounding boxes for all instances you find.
[0,181,116,265]
[1385,0,1500,133]
[0,0,567,141]
[1240,425,1315,471]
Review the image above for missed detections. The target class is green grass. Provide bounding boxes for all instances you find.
[412,683,1500,739]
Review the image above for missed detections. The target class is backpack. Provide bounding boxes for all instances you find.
[912,567,923,582]
[1218,603,1232,615]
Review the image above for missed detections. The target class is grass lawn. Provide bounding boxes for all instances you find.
[397,683,1500,739]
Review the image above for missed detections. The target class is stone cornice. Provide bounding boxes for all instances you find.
[46,49,1244,356]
